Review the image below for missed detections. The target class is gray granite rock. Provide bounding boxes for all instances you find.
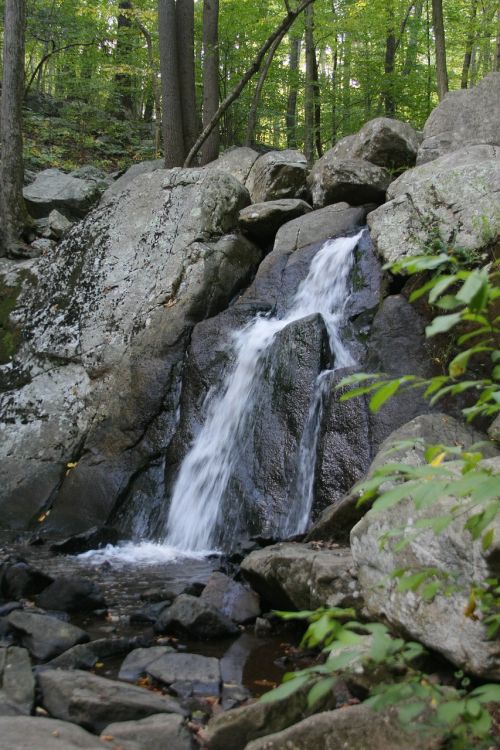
[101,713,194,750]
[0,716,106,750]
[7,611,89,662]
[0,647,34,716]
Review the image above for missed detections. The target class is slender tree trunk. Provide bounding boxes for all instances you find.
[461,0,478,88]
[403,0,424,75]
[331,46,338,145]
[286,31,302,149]
[245,30,286,147]
[304,4,315,163]
[176,0,198,155]
[135,14,163,154]
[201,0,220,165]
[0,0,31,257]
[313,51,322,157]
[383,1,397,116]
[432,0,448,100]
[158,0,185,167]
[115,0,135,119]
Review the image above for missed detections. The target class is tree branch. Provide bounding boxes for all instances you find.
[184,0,316,167]
[24,41,97,96]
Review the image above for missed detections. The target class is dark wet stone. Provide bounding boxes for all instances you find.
[35,577,106,613]
[147,652,221,697]
[49,526,121,555]
[7,610,89,662]
[0,559,53,601]
[200,573,260,624]
[0,647,35,716]
[154,594,239,640]
[118,646,173,683]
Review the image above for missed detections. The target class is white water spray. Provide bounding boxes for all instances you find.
[163,231,363,552]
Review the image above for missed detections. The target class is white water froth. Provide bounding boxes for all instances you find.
[163,231,363,552]
[77,541,213,566]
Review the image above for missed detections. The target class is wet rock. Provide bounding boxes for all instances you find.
[351,455,500,680]
[417,72,500,164]
[101,713,194,750]
[0,647,35,716]
[155,594,239,640]
[47,210,73,239]
[118,646,173,683]
[7,610,89,661]
[201,573,260,624]
[147,652,221,696]
[330,117,421,169]
[129,601,171,625]
[0,716,107,750]
[100,159,164,203]
[49,526,121,555]
[240,543,360,610]
[1,168,259,535]
[238,200,312,243]
[0,604,21,618]
[46,636,152,671]
[203,677,335,750]
[245,150,308,203]
[37,669,185,733]
[308,157,391,208]
[35,577,106,613]
[368,144,500,265]
[0,559,53,600]
[23,168,101,219]
[243,704,442,750]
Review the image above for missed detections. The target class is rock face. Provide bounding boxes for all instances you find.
[350,422,500,679]
[308,156,391,208]
[0,168,260,535]
[23,168,102,219]
[245,150,308,203]
[329,117,422,169]
[418,72,500,164]
[368,144,500,264]
[240,543,360,610]
[206,147,261,186]
[37,669,185,733]
[100,158,164,202]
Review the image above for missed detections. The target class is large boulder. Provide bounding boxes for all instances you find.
[100,158,164,203]
[308,157,391,208]
[200,573,261,624]
[0,168,260,535]
[205,147,261,186]
[240,542,360,611]
[417,72,500,164]
[368,144,500,264]
[23,168,102,219]
[7,611,89,662]
[351,446,500,679]
[243,704,441,750]
[330,117,422,169]
[245,150,308,203]
[154,594,239,639]
[35,577,106,613]
[37,669,185,733]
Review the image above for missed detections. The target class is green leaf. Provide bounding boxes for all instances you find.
[369,380,403,412]
[436,700,466,724]
[456,269,489,311]
[428,275,459,304]
[426,312,462,337]
[259,674,309,704]
[307,678,335,707]
[470,683,500,703]
[398,702,426,723]
[482,528,495,550]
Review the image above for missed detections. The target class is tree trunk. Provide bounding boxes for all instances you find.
[245,30,286,147]
[383,1,397,116]
[313,50,322,158]
[304,4,315,163]
[176,0,198,155]
[461,0,478,88]
[201,0,220,165]
[0,0,31,257]
[158,0,185,167]
[115,1,135,119]
[403,0,423,75]
[286,31,302,149]
[432,0,448,100]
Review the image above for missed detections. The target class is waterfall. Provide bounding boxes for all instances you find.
[162,231,363,553]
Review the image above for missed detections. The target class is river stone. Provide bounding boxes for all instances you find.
[100,159,164,203]
[23,168,101,219]
[200,573,261,623]
[46,636,151,671]
[0,647,35,716]
[102,714,194,750]
[351,454,500,679]
[238,199,312,243]
[37,669,185,733]
[243,704,441,750]
[203,677,336,750]
[245,150,308,203]
[308,157,391,208]
[7,611,89,662]
[309,413,494,543]
[240,542,360,610]
[206,146,261,186]
[0,559,53,600]
[154,594,239,639]
[118,646,173,683]
[0,168,259,535]
[368,144,500,265]
[35,577,106,613]
[49,526,121,555]
[147,652,221,696]
[418,72,500,164]
[329,117,421,169]
[0,716,107,750]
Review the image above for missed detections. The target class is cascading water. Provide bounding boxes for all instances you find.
[162,230,363,553]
